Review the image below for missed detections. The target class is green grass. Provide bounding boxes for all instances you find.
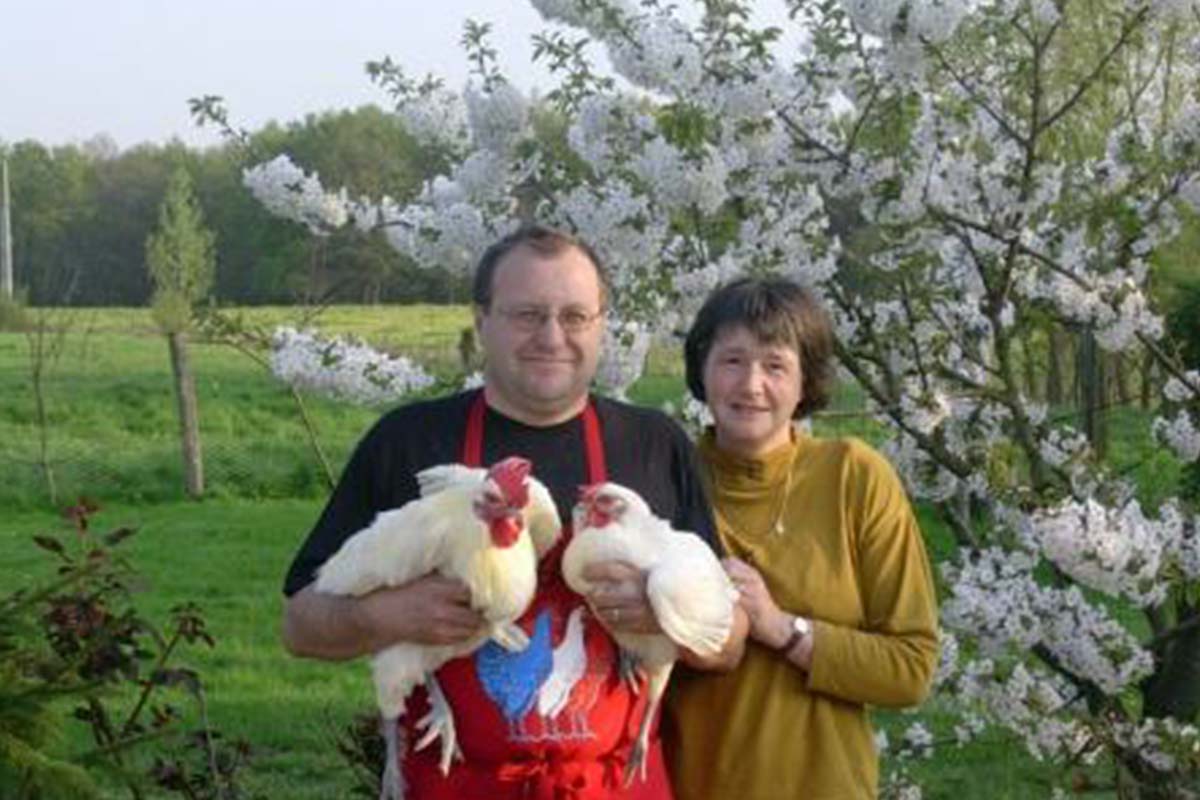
[0,306,474,510]
[2,499,369,800]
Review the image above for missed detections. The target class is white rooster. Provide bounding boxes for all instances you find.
[562,482,737,784]
[314,456,561,800]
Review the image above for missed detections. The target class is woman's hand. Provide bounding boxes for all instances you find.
[722,556,793,650]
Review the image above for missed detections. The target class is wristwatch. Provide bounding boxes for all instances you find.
[775,614,811,655]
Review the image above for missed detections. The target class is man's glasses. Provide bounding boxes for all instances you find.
[494,305,605,334]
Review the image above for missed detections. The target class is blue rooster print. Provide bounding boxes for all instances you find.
[475,609,553,739]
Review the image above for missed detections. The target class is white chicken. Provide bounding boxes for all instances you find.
[314,456,561,800]
[562,482,737,784]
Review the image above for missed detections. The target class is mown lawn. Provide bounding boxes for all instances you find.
[3,499,367,799]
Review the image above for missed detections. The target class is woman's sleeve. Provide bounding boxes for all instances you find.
[805,441,940,708]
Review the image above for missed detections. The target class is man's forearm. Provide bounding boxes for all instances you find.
[282,584,379,661]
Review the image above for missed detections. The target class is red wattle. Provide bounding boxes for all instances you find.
[490,516,523,548]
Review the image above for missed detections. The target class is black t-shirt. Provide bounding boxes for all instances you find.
[283,391,717,595]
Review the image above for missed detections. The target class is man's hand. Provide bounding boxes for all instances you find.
[283,574,484,660]
[582,560,662,635]
[357,574,486,646]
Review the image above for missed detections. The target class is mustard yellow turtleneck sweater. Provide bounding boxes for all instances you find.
[663,429,939,800]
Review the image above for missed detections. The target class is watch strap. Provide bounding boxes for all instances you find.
[775,616,808,655]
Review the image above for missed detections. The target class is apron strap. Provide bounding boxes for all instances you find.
[462,389,487,467]
[461,390,607,484]
[581,400,606,484]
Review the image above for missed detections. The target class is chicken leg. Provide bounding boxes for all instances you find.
[624,662,674,786]
[379,716,406,800]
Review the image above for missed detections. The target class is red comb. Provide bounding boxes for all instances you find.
[489,457,531,507]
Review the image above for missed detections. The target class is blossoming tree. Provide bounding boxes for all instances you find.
[223,0,1200,794]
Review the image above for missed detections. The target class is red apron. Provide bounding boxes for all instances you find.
[400,392,673,800]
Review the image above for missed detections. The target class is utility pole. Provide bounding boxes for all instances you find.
[1,156,12,299]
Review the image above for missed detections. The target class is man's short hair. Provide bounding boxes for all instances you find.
[472,225,609,309]
[684,277,835,420]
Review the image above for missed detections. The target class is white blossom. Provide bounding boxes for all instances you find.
[901,722,935,758]
[397,87,469,151]
[1034,498,1174,606]
[243,155,352,235]
[675,393,715,438]
[607,12,704,94]
[270,327,435,405]
[465,82,530,153]
[631,138,728,215]
[595,319,652,400]
[1163,372,1200,403]
[1153,410,1200,463]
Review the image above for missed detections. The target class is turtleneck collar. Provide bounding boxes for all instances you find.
[698,425,803,494]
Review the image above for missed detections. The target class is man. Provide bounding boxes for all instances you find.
[282,225,746,799]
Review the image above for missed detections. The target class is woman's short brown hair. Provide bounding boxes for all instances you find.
[684,277,835,419]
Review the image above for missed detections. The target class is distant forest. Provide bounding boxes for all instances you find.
[1,106,469,306]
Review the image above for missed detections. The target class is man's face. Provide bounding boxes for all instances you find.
[475,244,606,425]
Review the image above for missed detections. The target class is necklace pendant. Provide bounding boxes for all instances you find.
[773,519,785,536]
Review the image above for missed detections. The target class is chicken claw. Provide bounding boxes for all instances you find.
[413,675,464,774]
[623,736,650,787]
[618,649,645,694]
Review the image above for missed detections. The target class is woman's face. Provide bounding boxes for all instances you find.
[702,324,803,458]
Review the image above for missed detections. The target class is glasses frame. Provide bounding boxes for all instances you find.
[492,304,607,334]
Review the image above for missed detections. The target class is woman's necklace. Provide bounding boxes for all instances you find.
[768,444,799,536]
[706,433,801,548]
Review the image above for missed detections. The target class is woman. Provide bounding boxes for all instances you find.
[663,278,939,800]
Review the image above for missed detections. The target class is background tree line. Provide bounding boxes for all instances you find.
[0,105,469,308]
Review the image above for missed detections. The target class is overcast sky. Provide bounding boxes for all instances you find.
[4,0,795,152]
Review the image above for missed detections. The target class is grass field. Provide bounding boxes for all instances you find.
[0,306,474,511]
[4,304,1155,798]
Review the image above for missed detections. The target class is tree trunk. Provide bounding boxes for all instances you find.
[167,331,204,498]
[1142,608,1200,722]
[1113,352,1131,406]
[1140,350,1155,410]
[1020,329,1039,401]
[1077,328,1108,460]
[1047,325,1065,407]
[1,157,13,300]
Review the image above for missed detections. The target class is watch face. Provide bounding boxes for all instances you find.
[794,616,811,637]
